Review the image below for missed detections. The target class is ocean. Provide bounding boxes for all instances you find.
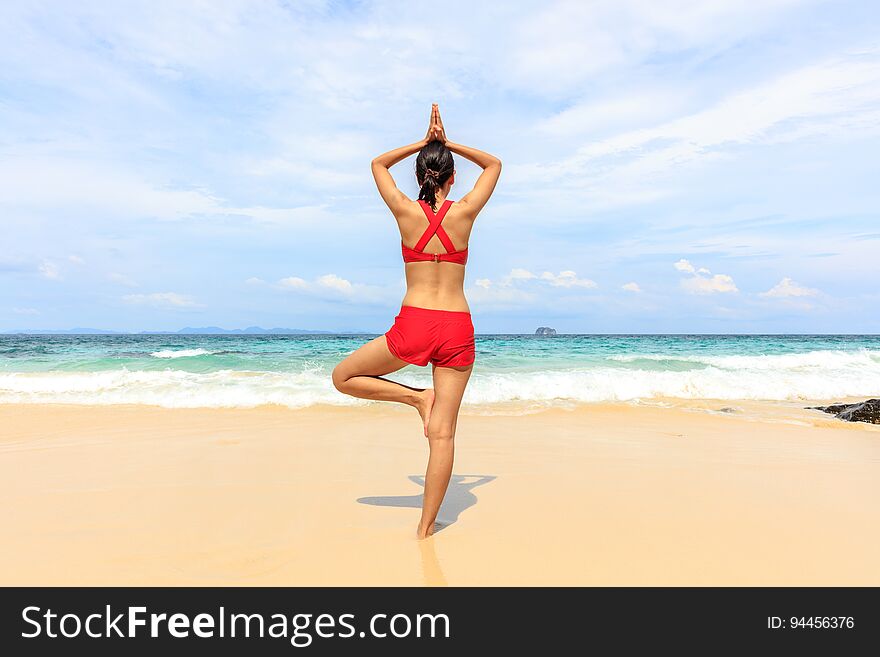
[1,334,878,411]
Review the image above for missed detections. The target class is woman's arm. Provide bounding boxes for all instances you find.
[446,140,502,217]
[447,141,501,170]
[370,139,427,214]
[372,107,440,214]
[372,138,428,170]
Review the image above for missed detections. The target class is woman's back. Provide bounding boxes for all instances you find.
[397,197,474,312]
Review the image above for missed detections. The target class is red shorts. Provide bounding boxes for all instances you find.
[384,305,475,368]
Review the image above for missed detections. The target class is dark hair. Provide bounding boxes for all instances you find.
[415,140,454,209]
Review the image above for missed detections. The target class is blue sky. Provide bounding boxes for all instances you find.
[1,0,879,333]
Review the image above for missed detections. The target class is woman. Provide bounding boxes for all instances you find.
[332,103,502,539]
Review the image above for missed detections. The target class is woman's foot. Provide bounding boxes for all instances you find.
[416,521,436,540]
[415,388,435,437]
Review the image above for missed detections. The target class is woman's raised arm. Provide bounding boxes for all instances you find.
[447,140,502,218]
[370,139,426,214]
[371,106,441,213]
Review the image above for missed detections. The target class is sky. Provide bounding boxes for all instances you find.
[1,0,879,334]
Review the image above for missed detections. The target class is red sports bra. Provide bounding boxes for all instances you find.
[401,199,469,265]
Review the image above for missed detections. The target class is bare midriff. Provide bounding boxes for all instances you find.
[401,262,470,313]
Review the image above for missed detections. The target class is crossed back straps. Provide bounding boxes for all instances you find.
[400,199,468,265]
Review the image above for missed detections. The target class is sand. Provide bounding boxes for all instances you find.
[1,400,878,586]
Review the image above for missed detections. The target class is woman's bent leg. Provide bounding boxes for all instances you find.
[418,362,473,539]
[332,336,434,434]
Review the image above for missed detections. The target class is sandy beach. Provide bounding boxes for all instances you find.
[1,400,878,586]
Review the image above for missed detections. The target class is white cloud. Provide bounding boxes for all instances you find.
[468,267,598,307]
[503,0,804,95]
[673,259,695,274]
[605,48,880,160]
[122,292,201,309]
[0,153,338,226]
[279,273,353,295]
[507,268,538,282]
[674,260,738,295]
[276,273,391,304]
[536,90,686,138]
[510,46,880,209]
[760,277,819,298]
[68,254,85,265]
[315,273,353,294]
[38,260,62,280]
[681,273,738,295]
[108,272,138,287]
[244,157,362,190]
[278,276,309,290]
[488,268,597,289]
[622,282,641,292]
[12,307,39,315]
[466,284,538,307]
[539,270,598,288]
[0,156,219,220]
[244,277,266,285]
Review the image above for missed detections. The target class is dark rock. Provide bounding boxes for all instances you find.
[535,327,557,336]
[717,407,738,413]
[808,399,880,425]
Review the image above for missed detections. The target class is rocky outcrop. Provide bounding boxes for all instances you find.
[808,399,880,424]
[535,327,557,336]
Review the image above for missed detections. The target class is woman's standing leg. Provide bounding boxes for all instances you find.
[418,362,473,539]
[332,335,435,434]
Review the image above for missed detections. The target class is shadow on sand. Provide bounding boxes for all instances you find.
[358,474,496,585]
[357,474,496,533]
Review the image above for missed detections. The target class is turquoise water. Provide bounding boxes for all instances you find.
[1,334,879,409]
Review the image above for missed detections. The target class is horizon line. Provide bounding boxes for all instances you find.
[2,331,879,337]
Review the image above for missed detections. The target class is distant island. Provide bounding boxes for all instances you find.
[1,326,360,335]
[535,327,558,336]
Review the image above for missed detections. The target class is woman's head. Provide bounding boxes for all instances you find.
[416,140,454,208]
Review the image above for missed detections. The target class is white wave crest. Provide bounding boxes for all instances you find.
[0,369,353,409]
[150,348,217,359]
[607,348,880,370]
[1,348,879,409]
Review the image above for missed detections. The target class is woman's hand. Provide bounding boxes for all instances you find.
[432,104,448,144]
[424,103,448,145]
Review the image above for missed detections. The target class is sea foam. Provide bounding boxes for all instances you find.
[1,348,878,409]
[150,348,217,359]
